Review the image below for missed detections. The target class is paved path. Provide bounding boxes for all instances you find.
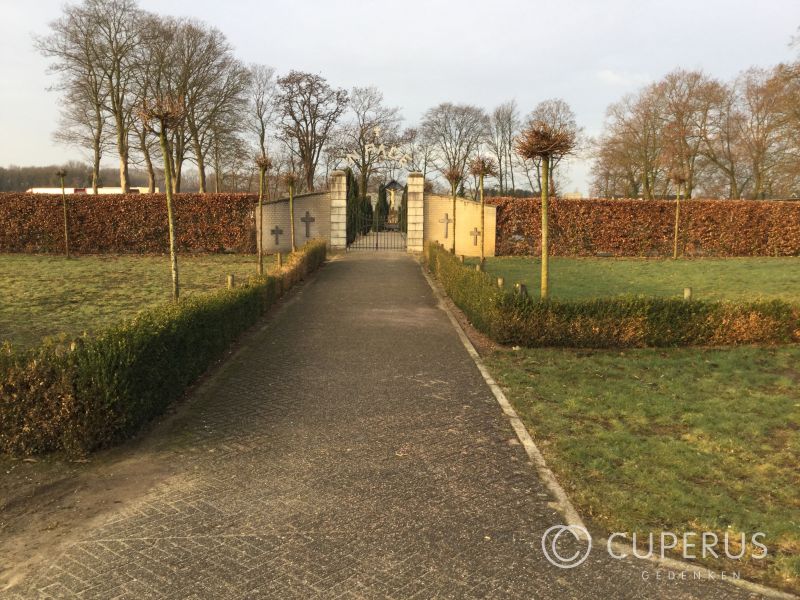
[14,254,765,599]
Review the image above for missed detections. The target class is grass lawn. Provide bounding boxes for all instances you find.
[486,345,800,591]
[471,256,800,302]
[0,253,274,348]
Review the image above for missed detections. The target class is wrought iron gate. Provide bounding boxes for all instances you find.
[347,188,407,251]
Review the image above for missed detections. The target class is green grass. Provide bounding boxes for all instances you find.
[0,253,273,348]
[471,256,800,302]
[486,346,800,591]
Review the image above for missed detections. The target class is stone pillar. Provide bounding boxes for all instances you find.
[329,170,347,250]
[406,172,424,253]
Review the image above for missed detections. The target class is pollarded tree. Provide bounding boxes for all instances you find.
[443,167,462,253]
[517,120,576,300]
[139,94,186,300]
[255,155,273,275]
[276,71,348,192]
[470,156,497,263]
[521,99,582,196]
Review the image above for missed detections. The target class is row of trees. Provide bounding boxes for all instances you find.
[37,0,351,196]
[591,65,800,199]
[38,0,584,200]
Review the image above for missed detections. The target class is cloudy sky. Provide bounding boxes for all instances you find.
[1,0,798,193]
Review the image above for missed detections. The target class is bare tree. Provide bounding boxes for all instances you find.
[53,83,113,193]
[249,64,277,161]
[130,13,179,193]
[36,2,111,193]
[656,69,717,198]
[422,103,489,183]
[422,103,488,249]
[334,86,402,201]
[735,67,787,198]
[86,0,142,191]
[400,127,435,180]
[487,101,519,194]
[176,20,250,193]
[276,71,348,191]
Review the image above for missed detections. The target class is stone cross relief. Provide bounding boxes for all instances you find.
[271,226,284,245]
[301,211,315,238]
[439,213,453,239]
[470,227,481,246]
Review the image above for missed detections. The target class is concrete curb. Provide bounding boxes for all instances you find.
[419,261,798,600]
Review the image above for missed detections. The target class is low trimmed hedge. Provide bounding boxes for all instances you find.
[0,240,326,456]
[424,242,800,349]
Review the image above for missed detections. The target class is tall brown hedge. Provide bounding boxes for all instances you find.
[0,193,257,254]
[488,197,800,257]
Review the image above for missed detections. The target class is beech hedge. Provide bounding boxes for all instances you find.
[488,197,800,257]
[0,240,326,456]
[0,192,257,254]
[424,242,800,349]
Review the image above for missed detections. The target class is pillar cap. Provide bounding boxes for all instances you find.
[408,172,423,178]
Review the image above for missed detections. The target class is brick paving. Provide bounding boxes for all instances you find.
[11,253,767,599]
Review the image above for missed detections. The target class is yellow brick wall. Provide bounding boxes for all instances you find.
[424,194,496,257]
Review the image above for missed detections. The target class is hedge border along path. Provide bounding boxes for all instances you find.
[488,197,800,257]
[0,192,257,254]
[424,242,800,349]
[0,240,327,457]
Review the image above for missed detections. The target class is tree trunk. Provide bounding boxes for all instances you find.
[114,116,130,192]
[305,161,315,192]
[118,153,130,193]
[174,158,182,193]
[60,177,70,259]
[729,175,739,200]
[192,132,207,193]
[257,167,264,276]
[673,185,681,260]
[479,173,485,261]
[91,142,101,194]
[197,154,207,193]
[451,182,457,254]
[213,142,222,193]
[289,183,297,252]
[159,127,180,301]
[360,168,368,202]
[507,148,515,192]
[540,156,550,300]
[139,132,156,194]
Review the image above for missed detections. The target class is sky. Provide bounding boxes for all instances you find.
[0,0,798,194]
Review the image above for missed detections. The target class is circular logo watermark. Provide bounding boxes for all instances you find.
[541,525,593,569]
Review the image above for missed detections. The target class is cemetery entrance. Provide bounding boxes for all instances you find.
[347,180,407,251]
